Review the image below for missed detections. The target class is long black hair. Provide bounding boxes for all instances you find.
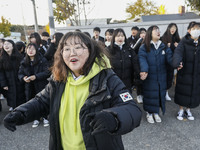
[0,40,22,70]
[110,28,128,54]
[161,23,180,45]
[24,43,40,65]
[135,28,146,41]
[144,25,159,52]
[53,32,64,47]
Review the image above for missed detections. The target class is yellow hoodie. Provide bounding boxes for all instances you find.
[59,56,111,150]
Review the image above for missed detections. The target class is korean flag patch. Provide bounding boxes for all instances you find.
[120,92,133,102]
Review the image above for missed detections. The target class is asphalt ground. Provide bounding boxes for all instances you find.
[1,86,200,150]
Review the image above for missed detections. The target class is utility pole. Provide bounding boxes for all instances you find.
[48,0,55,36]
[31,0,39,32]
[20,1,28,42]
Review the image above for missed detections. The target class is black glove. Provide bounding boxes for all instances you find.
[3,111,25,132]
[89,111,118,135]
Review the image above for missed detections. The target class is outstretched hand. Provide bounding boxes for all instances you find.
[3,111,24,132]
[87,111,118,135]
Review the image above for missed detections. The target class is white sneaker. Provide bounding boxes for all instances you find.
[177,109,184,120]
[185,109,194,121]
[32,120,40,128]
[153,113,162,123]
[146,113,154,124]
[136,95,143,104]
[165,91,171,101]
[43,118,49,127]
[9,107,13,112]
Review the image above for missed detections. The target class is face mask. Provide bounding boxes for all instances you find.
[190,30,200,39]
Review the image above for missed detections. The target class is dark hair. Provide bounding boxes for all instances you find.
[144,25,159,52]
[188,22,200,29]
[24,43,40,65]
[16,41,26,53]
[30,32,42,46]
[110,28,127,54]
[0,39,22,70]
[83,32,91,38]
[75,29,81,32]
[41,32,50,37]
[187,21,196,30]
[135,28,146,40]
[105,29,114,36]
[0,38,5,50]
[131,26,139,31]
[161,23,180,45]
[93,27,101,33]
[52,32,109,82]
[53,32,64,46]
[0,38,5,43]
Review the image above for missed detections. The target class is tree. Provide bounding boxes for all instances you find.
[158,5,166,15]
[126,0,159,20]
[44,23,50,35]
[0,16,11,37]
[53,0,91,26]
[186,0,200,11]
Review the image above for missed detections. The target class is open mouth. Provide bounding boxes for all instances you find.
[70,58,78,62]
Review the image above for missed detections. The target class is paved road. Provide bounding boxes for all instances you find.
[1,86,200,150]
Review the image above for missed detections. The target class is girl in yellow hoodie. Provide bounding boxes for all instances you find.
[4,32,142,150]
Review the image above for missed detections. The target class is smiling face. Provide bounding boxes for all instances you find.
[3,41,13,55]
[62,37,89,77]
[115,32,125,45]
[152,28,161,42]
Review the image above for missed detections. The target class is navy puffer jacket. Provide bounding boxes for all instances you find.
[138,42,172,113]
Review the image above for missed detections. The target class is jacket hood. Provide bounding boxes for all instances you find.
[68,55,111,86]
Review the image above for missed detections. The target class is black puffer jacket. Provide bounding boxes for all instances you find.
[0,54,25,108]
[108,44,139,91]
[44,43,57,65]
[173,34,200,108]
[14,69,142,150]
[18,55,50,101]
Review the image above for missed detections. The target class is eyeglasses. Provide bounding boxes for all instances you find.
[62,46,86,56]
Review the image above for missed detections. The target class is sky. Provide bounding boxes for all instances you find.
[0,0,187,26]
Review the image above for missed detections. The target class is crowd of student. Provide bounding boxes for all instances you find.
[1,21,200,127]
[0,31,64,127]
[1,21,200,150]
[89,22,200,124]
